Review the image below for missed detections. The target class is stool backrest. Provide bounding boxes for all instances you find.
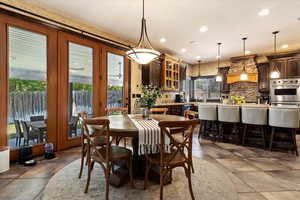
[269,106,300,128]
[241,106,268,125]
[218,104,240,123]
[198,104,217,121]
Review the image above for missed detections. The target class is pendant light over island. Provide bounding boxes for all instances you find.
[240,37,249,81]
[215,42,223,82]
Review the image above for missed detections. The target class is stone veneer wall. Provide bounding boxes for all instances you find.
[229,82,259,103]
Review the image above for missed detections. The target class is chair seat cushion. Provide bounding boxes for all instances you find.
[92,146,132,162]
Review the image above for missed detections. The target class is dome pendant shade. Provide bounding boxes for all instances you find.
[126,0,160,64]
[127,48,160,65]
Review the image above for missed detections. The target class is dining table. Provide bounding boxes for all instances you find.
[92,114,189,186]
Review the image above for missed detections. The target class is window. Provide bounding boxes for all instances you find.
[8,26,47,149]
[107,52,124,108]
[194,77,220,100]
[68,42,93,138]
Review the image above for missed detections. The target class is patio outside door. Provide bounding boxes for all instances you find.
[0,14,58,160]
[57,32,102,150]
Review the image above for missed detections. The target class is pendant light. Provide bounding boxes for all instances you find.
[240,37,248,81]
[126,0,160,64]
[270,31,280,79]
[216,42,222,82]
[197,60,201,77]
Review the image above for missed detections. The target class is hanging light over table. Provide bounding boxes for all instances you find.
[126,0,160,64]
[216,42,223,82]
[270,31,280,79]
[240,37,248,81]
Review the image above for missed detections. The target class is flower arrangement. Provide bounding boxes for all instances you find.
[138,85,162,109]
[230,95,246,105]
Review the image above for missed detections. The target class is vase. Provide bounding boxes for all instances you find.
[141,108,151,119]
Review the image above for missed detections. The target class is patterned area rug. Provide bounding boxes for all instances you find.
[41,158,238,200]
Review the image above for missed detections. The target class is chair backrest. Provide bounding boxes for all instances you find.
[158,119,198,167]
[269,106,300,128]
[184,110,198,119]
[83,118,111,163]
[198,104,217,121]
[21,121,30,140]
[14,120,22,137]
[30,115,44,122]
[78,111,88,121]
[106,107,128,116]
[218,104,240,123]
[241,106,268,125]
[150,107,168,115]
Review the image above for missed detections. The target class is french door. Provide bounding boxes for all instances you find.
[104,46,129,110]
[0,14,58,160]
[57,32,103,150]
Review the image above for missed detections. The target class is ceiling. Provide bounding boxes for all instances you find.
[24,0,300,63]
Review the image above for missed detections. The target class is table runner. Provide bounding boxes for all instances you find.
[129,116,170,155]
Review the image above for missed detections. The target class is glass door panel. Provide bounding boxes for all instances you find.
[68,42,93,139]
[8,26,48,149]
[107,52,124,109]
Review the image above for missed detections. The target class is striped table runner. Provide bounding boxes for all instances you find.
[129,116,170,155]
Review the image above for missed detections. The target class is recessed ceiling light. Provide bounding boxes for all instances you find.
[245,50,251,55]
[199,26,208,32]
[281,44,289,49]
[196,56,201,59]
[160,38,166,43]
[258,9,270,16]
[181,48,187,53]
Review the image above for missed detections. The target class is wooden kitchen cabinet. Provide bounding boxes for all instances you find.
[161,54,181,91]
[257,63,270,93]
[270,57,300,78]
[142,59,162,88]
[286,58,300,78]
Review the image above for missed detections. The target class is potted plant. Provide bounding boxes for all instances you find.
[138,85,162,119]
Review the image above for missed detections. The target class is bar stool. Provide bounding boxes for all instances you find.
[269,106,299,156]
[198,104,218,140]
[241,105,268,149]
[218,104,240,143]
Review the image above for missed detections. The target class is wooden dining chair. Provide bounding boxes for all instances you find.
[106,107,129,146]
[144,119,198,200]
[78,111,106,179]
[150,107,168,115]
[83,118,133,200]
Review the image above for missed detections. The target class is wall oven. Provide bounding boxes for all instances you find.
[270,78,300,105]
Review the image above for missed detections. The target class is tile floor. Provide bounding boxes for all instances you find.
[0,134,300,200]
